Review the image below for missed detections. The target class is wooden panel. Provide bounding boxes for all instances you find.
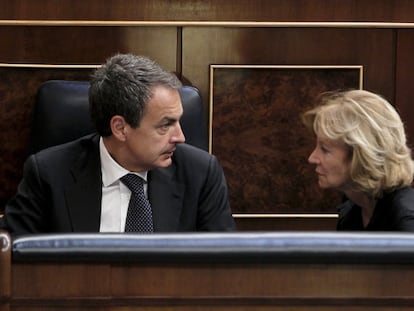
[10,260,414,310]
[182,27,394,216]
[234,215,337,231]
[9,304,414,311]
[395,29,414,148]
[109,264,414,297]
[0,67,95,209]
[182,27,395,108]
[210,66,360,214]
[2,0,414,22]
[8,232,414,310]
[0,232,10,311]
[12,263,111,297]
[0,26,178,67]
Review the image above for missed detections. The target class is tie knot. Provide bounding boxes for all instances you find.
[121,174,144,193]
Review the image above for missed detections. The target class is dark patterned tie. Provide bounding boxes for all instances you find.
[121,173,154,232]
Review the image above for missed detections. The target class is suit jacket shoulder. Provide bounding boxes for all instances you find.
[148,143,235,232]
[3,134,102,234]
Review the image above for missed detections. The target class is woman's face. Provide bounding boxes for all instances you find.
[308,135,352,191]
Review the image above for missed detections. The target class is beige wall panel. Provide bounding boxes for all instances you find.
[0,26,178,71]
[182,27,394,106]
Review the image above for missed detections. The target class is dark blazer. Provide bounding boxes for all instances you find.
[1,134,236,234]
[337,187,414,232]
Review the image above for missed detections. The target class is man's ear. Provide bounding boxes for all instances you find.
[110,115,127,141]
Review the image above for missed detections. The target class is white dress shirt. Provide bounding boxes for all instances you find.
[98,137,148,232]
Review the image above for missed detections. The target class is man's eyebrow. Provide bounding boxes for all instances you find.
[159,116,179,125]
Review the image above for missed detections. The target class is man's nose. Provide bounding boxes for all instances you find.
[173,123,186,143]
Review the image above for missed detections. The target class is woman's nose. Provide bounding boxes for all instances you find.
[308,149,319,164]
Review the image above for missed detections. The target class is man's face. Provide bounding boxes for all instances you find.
[122,86,185,172]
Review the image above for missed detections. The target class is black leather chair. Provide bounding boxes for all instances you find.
[28,80,208,154]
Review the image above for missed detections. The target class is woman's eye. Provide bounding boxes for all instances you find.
[321,145,330,153]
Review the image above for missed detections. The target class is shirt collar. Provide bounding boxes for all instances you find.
[99,137,148,187]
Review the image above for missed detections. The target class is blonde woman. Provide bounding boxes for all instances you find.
[302,89,414,231]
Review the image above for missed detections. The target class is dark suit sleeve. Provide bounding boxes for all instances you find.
[196,154,236,231]
[2,155,50,235]
[391,187,414,232]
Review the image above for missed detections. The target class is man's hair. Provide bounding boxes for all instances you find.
[302,89,414,198]
[89,53,182,136]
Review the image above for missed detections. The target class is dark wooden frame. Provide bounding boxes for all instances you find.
[209,65,363,217]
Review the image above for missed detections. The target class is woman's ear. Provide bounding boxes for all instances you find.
[110,115,127,141]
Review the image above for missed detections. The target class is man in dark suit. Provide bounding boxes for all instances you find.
[1,54,236,235]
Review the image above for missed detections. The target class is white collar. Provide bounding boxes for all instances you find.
[99,137,148,187]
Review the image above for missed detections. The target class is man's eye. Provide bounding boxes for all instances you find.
[159,122,172,132]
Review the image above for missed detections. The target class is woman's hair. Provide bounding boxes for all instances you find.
[89,53,182,136]
[302,89,414,198]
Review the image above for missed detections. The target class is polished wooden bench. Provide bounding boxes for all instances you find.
[0,232,10,311]
[2,231,414,311]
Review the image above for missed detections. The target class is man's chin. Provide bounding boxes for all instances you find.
[157,157,173,168]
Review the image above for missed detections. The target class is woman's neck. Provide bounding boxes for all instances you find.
[344,189,377,228]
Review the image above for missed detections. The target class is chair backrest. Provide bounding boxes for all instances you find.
[29,80,208,154]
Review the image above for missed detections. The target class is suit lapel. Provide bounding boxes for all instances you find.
[61,134,186,232]
[65,135,102,232]
[148,164,185,232]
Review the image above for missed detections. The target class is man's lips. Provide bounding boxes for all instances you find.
[163,148,176,155]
